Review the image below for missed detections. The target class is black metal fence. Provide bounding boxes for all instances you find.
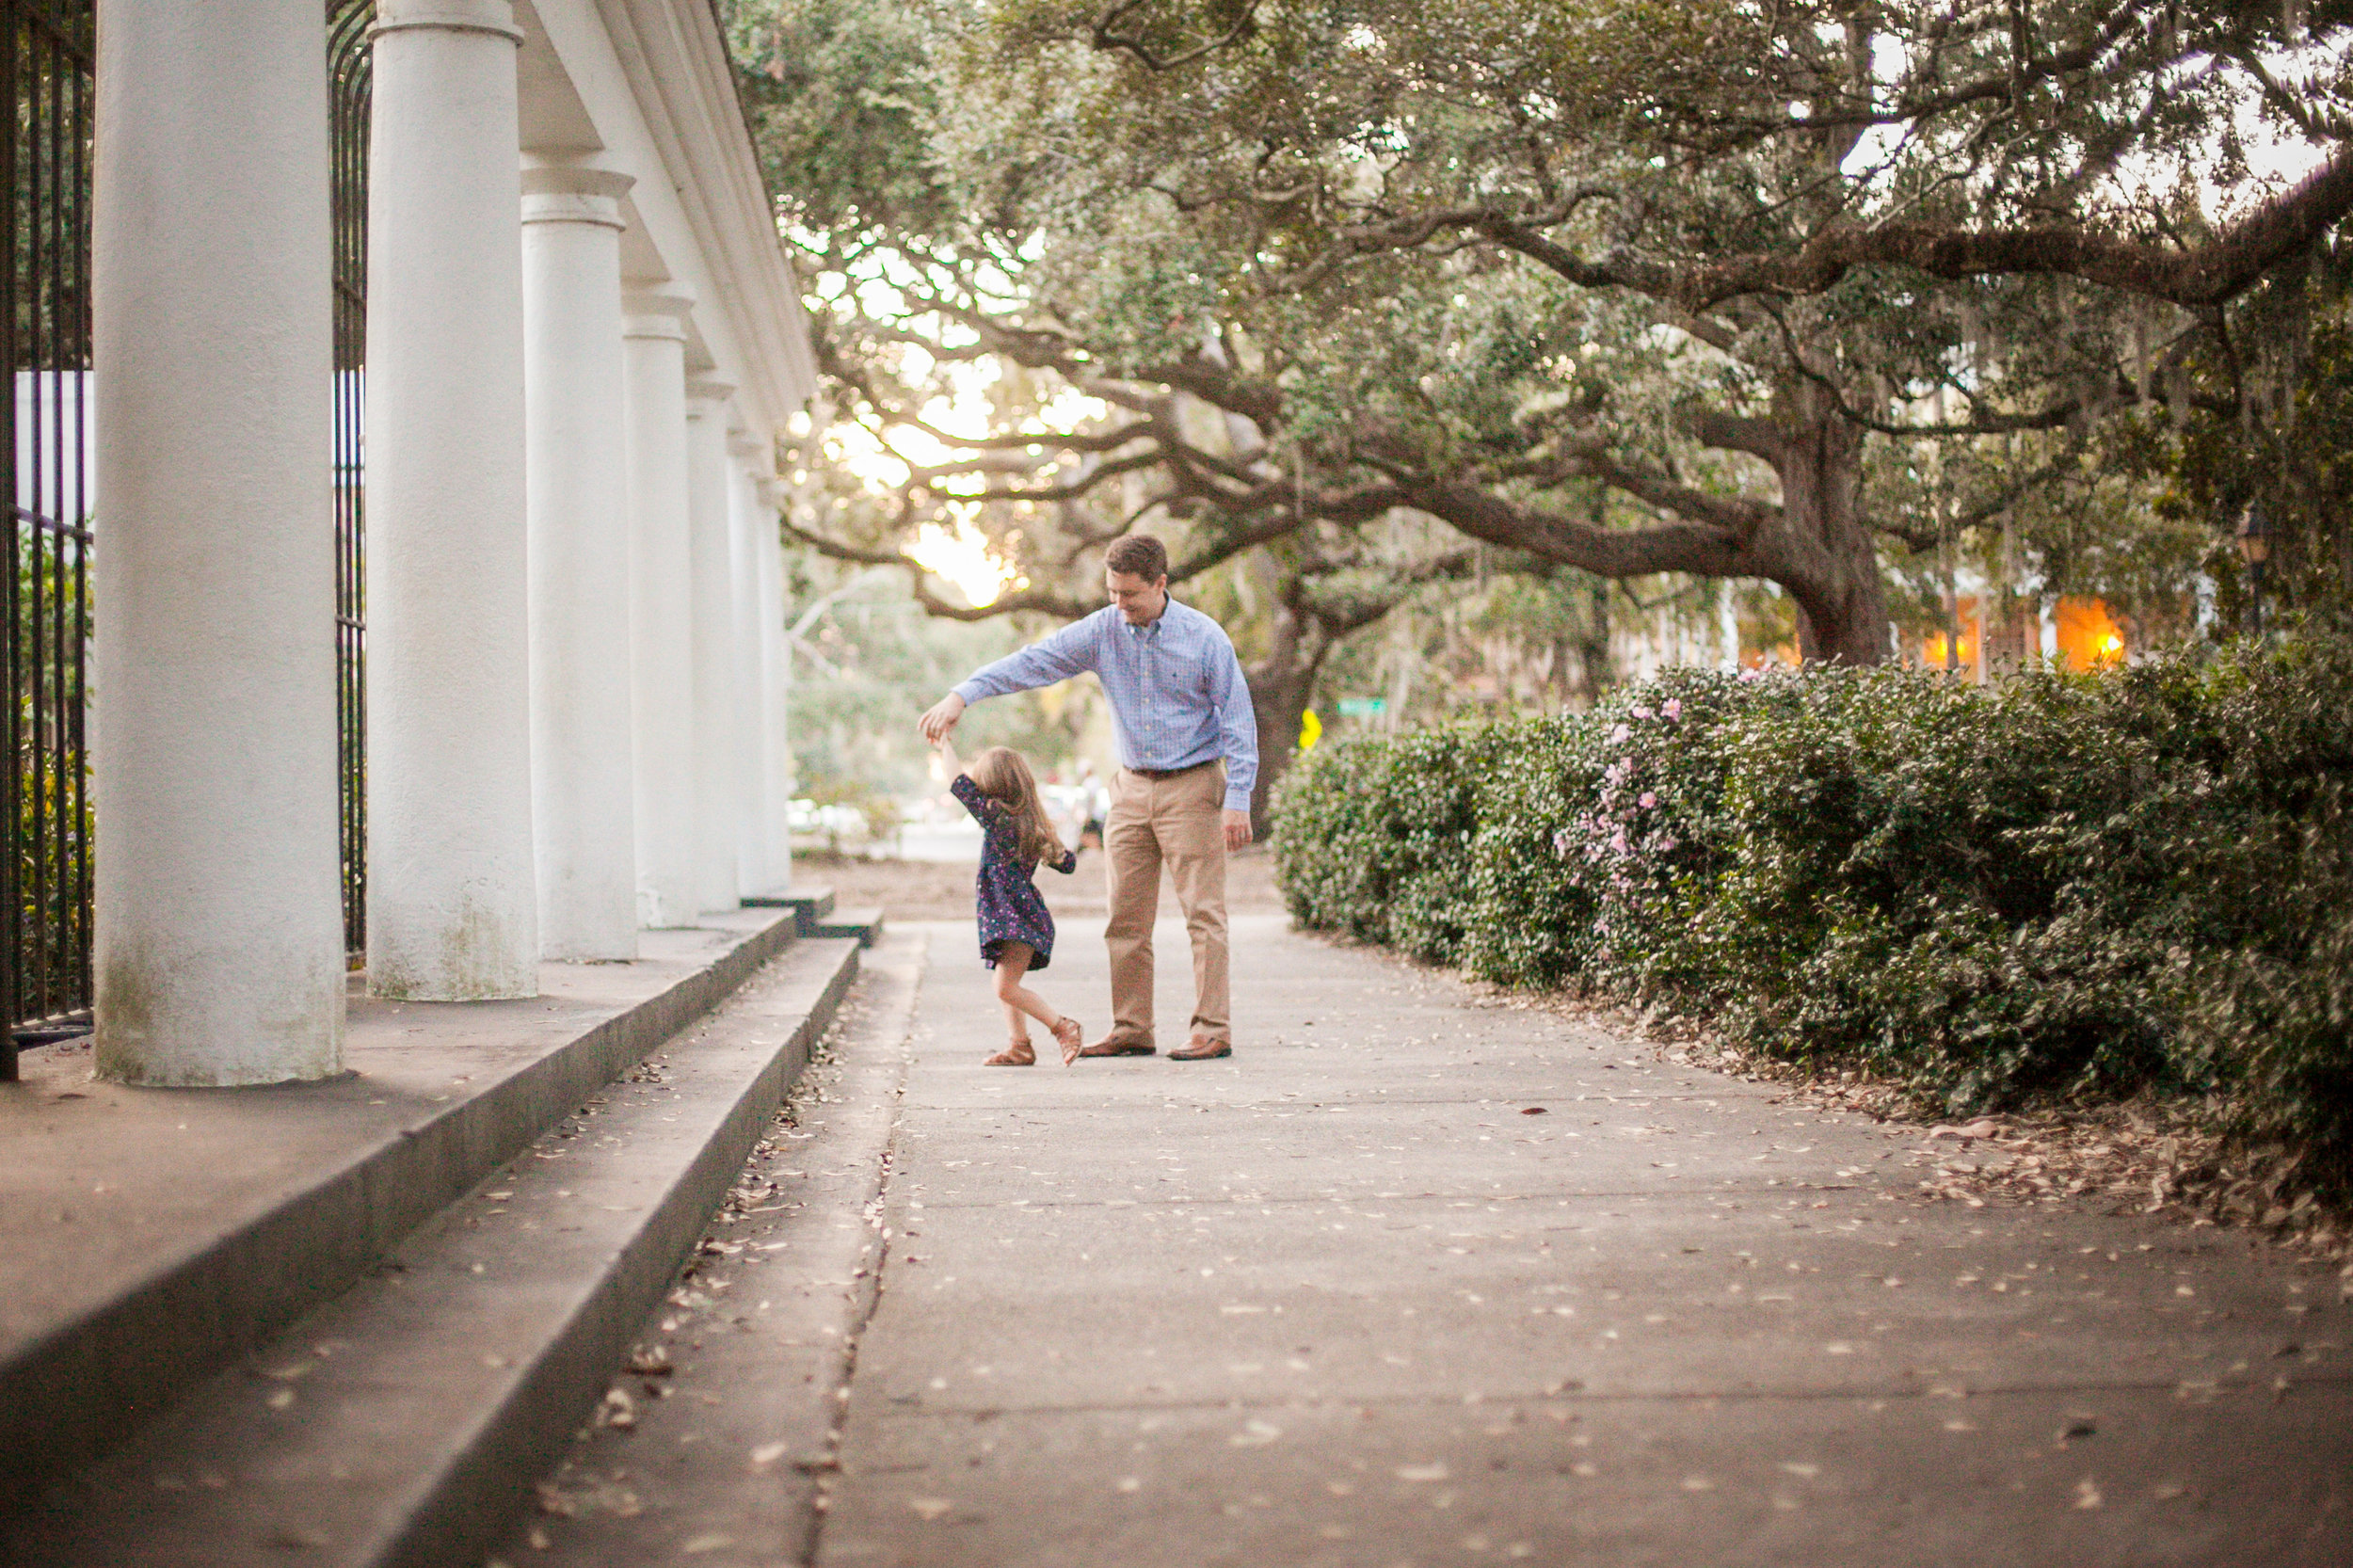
[1,0,94,1075]
[0,1,374,1075]
[331,0,372,955]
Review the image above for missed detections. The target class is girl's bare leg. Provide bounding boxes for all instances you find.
[991,944,1083,1065]
[984,945,1039,1065]
[984,996,1033,1066]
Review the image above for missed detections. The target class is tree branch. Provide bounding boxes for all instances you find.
[1399,476,1768,581]
[1090,0,1258,72]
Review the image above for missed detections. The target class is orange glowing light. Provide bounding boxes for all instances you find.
[2055,598,2127,670]
[1921,632,1977,669]
[1920,597,1982,674]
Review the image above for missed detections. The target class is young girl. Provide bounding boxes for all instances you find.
[938,735,1083,1065]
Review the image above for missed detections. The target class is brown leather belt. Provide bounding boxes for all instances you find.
[1127,760,1214,781]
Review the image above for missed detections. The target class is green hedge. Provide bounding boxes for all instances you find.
[1273,643,2353,1200]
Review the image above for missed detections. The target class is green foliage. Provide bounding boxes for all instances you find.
[1273,726,1500,966]
[2106,282,2353,629]
[1275,643,2353,1200]
[1457,714,1604,988]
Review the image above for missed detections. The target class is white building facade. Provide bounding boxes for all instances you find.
[92,0,809,1085]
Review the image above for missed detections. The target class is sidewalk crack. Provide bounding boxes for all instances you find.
[794,949,920,1568]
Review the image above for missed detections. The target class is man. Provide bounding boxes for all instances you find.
[919,535,1257,1061]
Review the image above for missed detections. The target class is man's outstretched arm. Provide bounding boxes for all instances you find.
[917,619,1097,743]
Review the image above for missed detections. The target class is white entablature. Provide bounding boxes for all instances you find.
[519,0,815,430]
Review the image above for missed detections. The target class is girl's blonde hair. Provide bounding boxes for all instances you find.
[968,746,1063,866]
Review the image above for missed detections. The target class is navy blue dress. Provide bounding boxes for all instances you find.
[952,774,1078,970]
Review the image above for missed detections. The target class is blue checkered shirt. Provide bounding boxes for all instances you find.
[953,599,1259,811]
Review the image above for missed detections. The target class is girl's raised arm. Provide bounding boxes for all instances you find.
[944,747,999,831]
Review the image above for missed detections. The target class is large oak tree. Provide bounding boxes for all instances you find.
[736,0,2353,700]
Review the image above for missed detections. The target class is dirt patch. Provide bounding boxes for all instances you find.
[790,843,1287,923]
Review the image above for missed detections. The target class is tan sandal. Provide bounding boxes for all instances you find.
[984,1041,1036,1066]
[1051,1016,1083,1065]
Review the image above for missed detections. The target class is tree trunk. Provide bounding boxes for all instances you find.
[1243,649,1317,840]
[1768,380,1891,665]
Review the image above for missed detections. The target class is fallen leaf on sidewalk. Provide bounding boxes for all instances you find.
[1395,1464,1449,1481]
[907,1496,954,1521]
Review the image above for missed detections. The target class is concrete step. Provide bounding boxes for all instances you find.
[1,936,862,1568]
[811,906,885,947]
[741,886,835,935]
[494,931,921,1568]
[0,912,801,1521]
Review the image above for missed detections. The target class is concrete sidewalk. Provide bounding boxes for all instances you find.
[538,914,2353,1567]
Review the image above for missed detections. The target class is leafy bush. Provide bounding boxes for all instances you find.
[1273,641,2353,1201]
[1457,715,1601,989]
[1273,726,1499,966]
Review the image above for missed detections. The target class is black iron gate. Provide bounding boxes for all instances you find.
[0,1,373,1076]
[330,0,372,956]
[0,0,94,1073]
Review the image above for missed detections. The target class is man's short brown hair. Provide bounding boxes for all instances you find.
[1104,534,1169,583]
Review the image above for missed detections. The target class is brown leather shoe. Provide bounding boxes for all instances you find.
[1168,1036,1231,1061]
[1077,1035,1155,1058]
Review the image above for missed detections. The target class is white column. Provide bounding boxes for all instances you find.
[522,162,637,961]
[365,0,537,999]
[622,293,698,928]
[685,380,739,915]
[726,433,771,898]
[91,0,344,1085]
[755,476,795,888]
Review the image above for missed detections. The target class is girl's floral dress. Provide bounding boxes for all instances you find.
[952,774,1077,969]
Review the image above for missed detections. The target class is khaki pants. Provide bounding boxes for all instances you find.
[1103,763,1229,1047]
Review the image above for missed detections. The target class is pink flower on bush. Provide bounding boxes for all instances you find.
[1631,705,1654,720]
[1609,723,1630,744]
[1662,697,1682,721]
[1638,791,1657,809]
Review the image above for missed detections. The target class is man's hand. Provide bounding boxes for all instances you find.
[1223,809,1253,852]
[918,692,966,744]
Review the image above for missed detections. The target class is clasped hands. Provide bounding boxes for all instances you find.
[917,691,1252,851]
